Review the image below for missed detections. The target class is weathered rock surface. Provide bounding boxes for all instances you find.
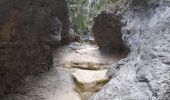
[92,11,129,54]
[0,0,73,96]
[1,67,81,100]
[90,0,170,100]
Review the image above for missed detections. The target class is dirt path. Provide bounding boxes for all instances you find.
[2,42,122,100]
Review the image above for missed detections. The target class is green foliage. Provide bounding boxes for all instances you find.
[67,0,118,34]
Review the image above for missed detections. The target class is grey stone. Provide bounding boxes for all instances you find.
[90,0,170,99]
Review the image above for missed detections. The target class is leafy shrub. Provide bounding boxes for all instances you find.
[67,0,119,34]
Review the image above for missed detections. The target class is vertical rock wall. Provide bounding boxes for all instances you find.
[0,0,73,96]
[90,0,170,99]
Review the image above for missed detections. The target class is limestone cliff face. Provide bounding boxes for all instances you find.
[90,0,170,99]
[0,0,73,95]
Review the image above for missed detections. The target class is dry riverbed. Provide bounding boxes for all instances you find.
[53,42,122,100]
[2,42,122,100]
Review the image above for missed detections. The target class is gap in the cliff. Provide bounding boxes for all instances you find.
[53,0,128,100]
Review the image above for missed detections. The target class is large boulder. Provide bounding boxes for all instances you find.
[0,0,72,96]
[90,0,170,99]
[92,11,128,54]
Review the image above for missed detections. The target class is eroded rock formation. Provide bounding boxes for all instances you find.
[90,0,170,99]
[0,0,73,96]
[92,11,129,54]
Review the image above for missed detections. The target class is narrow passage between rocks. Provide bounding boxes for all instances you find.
[2,41,127,100]
[52,42,126,100]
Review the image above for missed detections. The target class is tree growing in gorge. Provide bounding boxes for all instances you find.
[67,0,119,34]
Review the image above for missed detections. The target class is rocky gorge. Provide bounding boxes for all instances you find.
[0,0,170,100]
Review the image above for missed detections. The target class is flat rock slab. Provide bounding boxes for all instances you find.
[53,42,120,68]
[72,69,108,84]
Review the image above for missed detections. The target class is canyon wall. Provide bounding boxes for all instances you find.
[91,0,170,99]
[0,0,73,96]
